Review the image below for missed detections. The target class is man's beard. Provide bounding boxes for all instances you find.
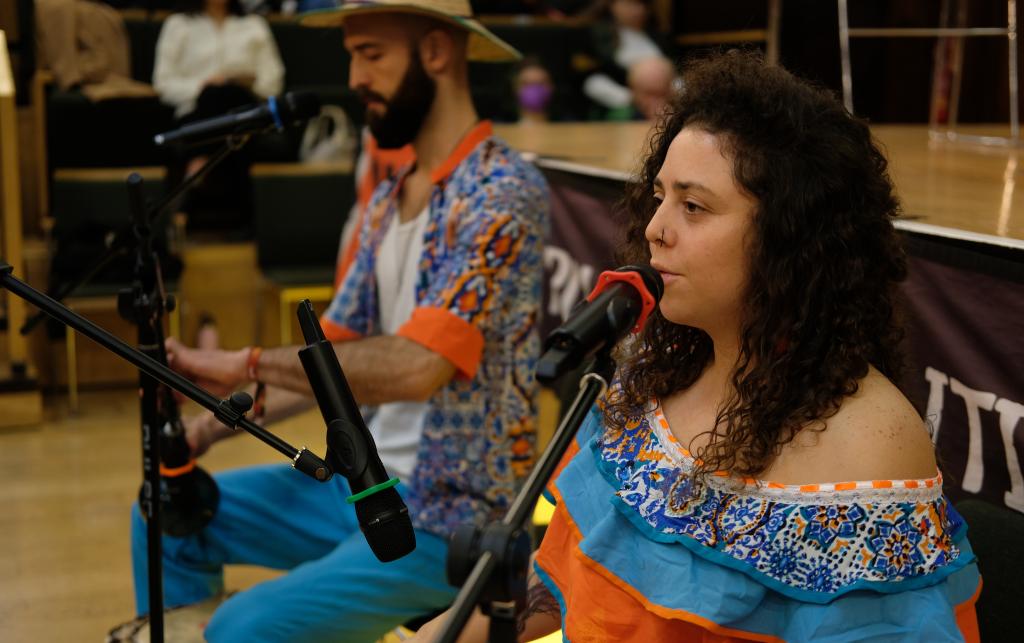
[362,53,436,149]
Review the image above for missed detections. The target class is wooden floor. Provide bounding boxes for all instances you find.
[0,389,324,642]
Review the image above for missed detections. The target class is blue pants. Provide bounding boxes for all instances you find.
[131,464,457,642]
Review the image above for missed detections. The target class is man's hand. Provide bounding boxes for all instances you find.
[165,337,250,398]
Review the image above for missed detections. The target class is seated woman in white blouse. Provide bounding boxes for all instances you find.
[154,0,284,118]
[154,0,285,234]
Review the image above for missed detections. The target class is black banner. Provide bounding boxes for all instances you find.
[901,234,1024,512]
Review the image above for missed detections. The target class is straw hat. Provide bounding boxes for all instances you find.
[301,0,522,63]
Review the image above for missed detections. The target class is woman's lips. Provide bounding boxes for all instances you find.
[650,262,679,284]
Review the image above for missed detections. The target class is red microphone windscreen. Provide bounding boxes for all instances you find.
[585,268,659,334]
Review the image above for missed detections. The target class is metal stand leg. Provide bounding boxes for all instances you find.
[838,0,854,114]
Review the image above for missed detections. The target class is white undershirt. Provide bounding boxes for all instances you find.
[369,207,430,480]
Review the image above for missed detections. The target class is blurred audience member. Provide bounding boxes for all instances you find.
[154,0,284,119]
[36,0,156,100]
[154,0,285,234]
[583,0,671,116]
[626,55,676,121]
[515,57,555,124]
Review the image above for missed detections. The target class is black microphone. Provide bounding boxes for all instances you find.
[154,91,321,146]
[537,264,663,385]
[295,300,416,562]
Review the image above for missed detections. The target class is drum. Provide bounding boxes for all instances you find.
[107,594,231,643]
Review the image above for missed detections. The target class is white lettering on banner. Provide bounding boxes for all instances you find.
[948,377,997,493]
[996,398,1024,511]
[924,367,1024,503]
[544,247,596,322]
[924,367,949,444]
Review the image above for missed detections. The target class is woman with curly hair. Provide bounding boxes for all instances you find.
[414,50,980,642]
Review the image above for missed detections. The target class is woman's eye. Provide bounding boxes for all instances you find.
[684,201,703,214]
[652,193,664,203]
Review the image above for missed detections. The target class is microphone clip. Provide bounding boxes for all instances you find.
[214,391,254,428]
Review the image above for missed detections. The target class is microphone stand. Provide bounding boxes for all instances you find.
[0,262,333,641]
[123,171,171,643]
[13,131,276,643]
[0,268,334,472]
[439,350,616,643]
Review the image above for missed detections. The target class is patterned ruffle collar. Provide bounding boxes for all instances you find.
[593,404,971,600]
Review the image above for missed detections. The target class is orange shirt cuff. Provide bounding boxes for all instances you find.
[319,315,362,343]
[397,306,484,380]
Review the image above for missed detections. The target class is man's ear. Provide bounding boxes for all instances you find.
[418,28,454,75]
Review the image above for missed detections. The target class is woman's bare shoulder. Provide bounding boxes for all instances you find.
[764,367,937,485]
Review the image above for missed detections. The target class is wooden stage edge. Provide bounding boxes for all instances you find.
[495,122,1024,250]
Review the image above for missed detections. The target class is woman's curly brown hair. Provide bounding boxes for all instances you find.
[608,50,907,486]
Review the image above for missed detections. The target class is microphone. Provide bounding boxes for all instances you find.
[154,91,321,146]
[537,264,663,384]
[295,300,416,562]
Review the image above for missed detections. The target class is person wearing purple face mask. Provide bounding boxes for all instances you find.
[515,57,555,124]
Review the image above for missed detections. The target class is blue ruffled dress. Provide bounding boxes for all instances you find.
[534,404,981,642]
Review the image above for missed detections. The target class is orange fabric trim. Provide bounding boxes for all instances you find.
[538,487,783,643]
[397,306,484,379]
[429,121,493,184]
[799,484,820,492]
[834,482,857,491]
[319,316,362,343]
[545,439,580,500]
[160,460,196,477]
[955,578,982,643]
[872,480,894,489]
[904,480,919,489]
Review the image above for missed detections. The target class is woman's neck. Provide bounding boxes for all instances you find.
[704,327,742,389]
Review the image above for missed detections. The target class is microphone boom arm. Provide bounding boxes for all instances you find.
[0,262,332,481]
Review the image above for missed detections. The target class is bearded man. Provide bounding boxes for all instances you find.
[130,2,549,640]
